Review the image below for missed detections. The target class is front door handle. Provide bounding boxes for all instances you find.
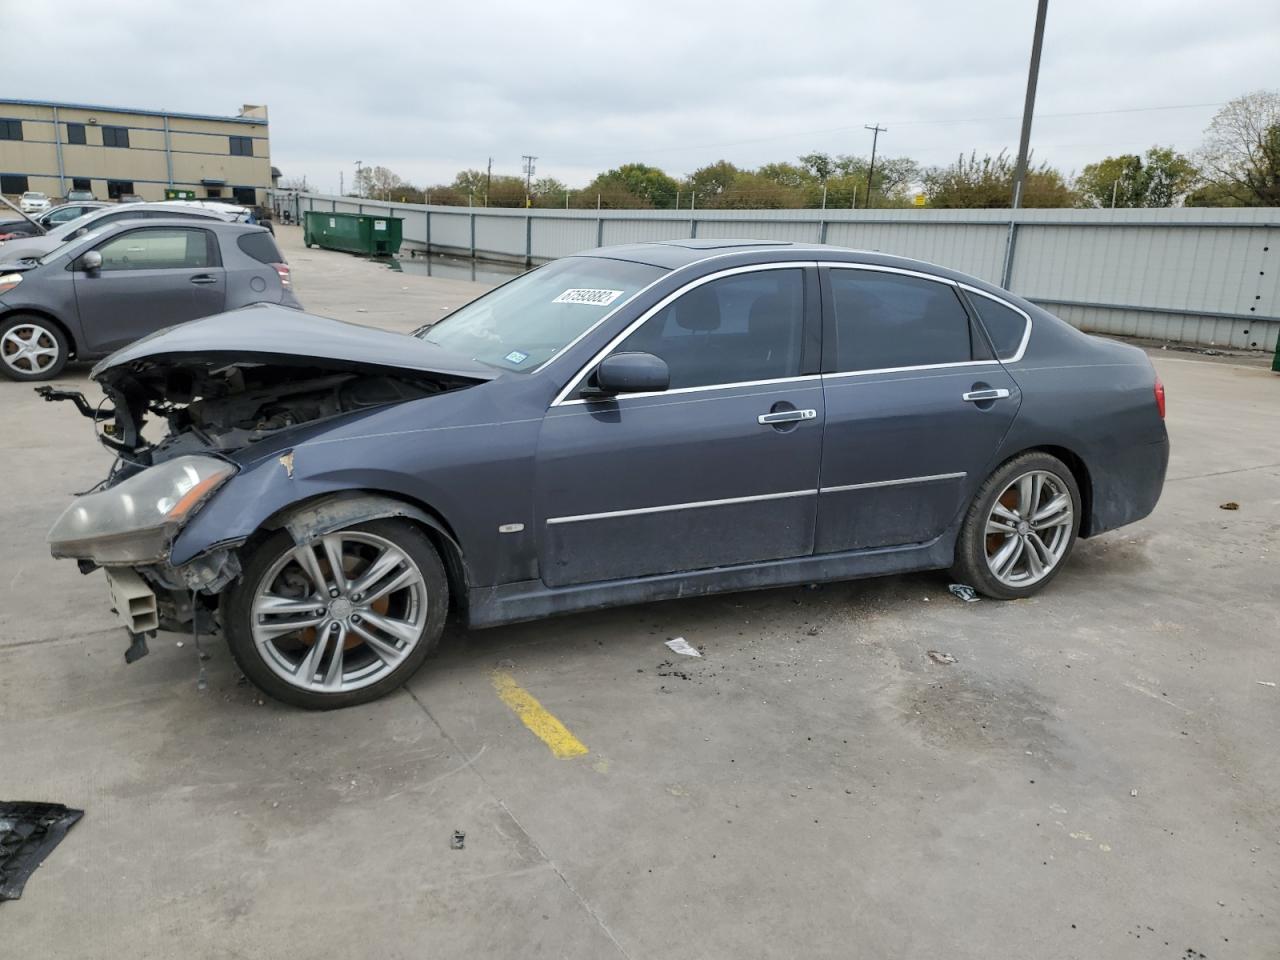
[962,388,1010,402]
[190,275,218,285]
[758,408,817,425]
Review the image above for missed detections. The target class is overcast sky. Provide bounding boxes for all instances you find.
[6,0,1279,192]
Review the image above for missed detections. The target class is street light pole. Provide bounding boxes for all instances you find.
[864,124,886,208]
[1010,0,1049,209]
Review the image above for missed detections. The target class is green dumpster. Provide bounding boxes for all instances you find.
[303,210,403,256]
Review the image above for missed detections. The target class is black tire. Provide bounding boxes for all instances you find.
[0,314,69,381]
[951,451,1082,600]
[223,519,449,709]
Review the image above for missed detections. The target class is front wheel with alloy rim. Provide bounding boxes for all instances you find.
[0,314,68,381]
[951,452,1082,600]
[223,519,448,709]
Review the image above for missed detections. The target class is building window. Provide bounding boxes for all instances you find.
[102,125,130,148]
[229,136,253,157]
[66,122,87,145]
[205,187,223,198]
[106,180,135,200]
[232,186,257,205]
[0,119,23,141]
[72,177,92,191]
[1,174,30,194]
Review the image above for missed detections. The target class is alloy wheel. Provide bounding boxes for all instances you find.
[983,470,1074,587]
[250,531,429,694]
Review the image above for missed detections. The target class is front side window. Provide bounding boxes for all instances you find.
[828,269,976,373]
[420,256,665,373]
[94,228,214,271]
[46,206,86,224]
[612,269,806,390]
[102,125,130,148]
[66,123,86,145]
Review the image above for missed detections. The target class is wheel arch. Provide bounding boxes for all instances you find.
[0,307,79,356]
[254,490,471,612]
[995,444,1094,537]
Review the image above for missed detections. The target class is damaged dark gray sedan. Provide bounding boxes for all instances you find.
[46,240,1169,709]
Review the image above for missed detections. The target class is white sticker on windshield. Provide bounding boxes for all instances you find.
[504,350,529,364]
[553,288,624,306]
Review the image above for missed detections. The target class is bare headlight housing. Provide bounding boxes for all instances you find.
[48,455,237,564]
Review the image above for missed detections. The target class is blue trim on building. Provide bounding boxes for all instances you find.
[0,98,267,126]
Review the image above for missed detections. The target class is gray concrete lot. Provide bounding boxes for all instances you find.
[3,226,1278,958]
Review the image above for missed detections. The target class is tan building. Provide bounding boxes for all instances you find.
[0,99,272,205]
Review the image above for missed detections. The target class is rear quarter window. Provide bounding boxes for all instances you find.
[236,231,283,264]
[968,292,1030,360]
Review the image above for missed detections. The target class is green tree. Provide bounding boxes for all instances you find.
[798,152,836,182]
[706,172,804,209]
[1189,90,1280,206]
[756,161,813,190]
[1076,147,1198,207]
[584,163,679,208]
[687,160,743,205]
[924,151,1076,208]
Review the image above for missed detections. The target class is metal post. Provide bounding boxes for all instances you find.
[675,190,680,210]
[52,106,66,197]
[162,115,173,189]
[1010,0,1049,210]
[818,219,828,244]
[595,217,604,247]
[469,212,476,258]
[425,210,431,254]
[821,184,827,210]
[525,215,533,267]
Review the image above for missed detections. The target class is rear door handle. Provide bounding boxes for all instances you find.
[758,408,817,425]
[190,275,218,285]
[962,389,1010,402]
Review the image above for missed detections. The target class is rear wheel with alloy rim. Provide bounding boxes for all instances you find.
[952,452,1081,599]
[0,315,68,381]
[224,518,448,709]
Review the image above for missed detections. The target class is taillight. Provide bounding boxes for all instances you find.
[272,263,291,288]
[1154,376,1166,419]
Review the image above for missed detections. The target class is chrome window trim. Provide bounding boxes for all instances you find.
[546,488,817,526]
[817,261,959,286]
[820,471,966,495]
[551,261,817,406]
[555,373,823,407]
[822,359,1001,381]
[957,283,1034,363]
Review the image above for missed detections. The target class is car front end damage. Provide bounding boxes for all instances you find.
[42,307,494,663]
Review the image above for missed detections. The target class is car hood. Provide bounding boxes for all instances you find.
[0,237,59,262]
[92,303,499,383]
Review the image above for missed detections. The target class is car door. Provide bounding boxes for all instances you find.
[535,264,824,587]
[72,225,227,354]
[816,264,1022,553]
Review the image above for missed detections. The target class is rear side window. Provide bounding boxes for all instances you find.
[236,231,283,264]
[967,292,1029,360]
[828,269,974,372]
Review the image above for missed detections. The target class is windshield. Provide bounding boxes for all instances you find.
[38,227,109,264]
[418,256,666,373]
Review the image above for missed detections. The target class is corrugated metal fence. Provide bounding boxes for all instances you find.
[282,193,1279,352]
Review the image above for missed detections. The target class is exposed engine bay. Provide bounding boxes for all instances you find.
[38,358,480,478]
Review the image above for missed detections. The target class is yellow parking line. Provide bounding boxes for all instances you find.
[490,670,589,759]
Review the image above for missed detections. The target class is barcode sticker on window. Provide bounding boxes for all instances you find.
[553,289,624,306]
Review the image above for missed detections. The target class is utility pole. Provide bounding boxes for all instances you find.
[863,124,886,209]
[1010,0,1049,209]
[354,160,363,198]
[522,155,537,208]
[339,171,343,196]
[486,157,492,207]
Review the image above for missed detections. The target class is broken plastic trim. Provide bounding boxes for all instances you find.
[0,803,84,901]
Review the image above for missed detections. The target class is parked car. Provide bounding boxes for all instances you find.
[19,192,52,214]
[42,240,1169,709]
[0,202,109,241]
[0,218,298,380]
[0,201,238,262]
[66,190,96,202]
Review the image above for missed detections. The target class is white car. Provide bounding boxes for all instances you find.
[19,192,52,214]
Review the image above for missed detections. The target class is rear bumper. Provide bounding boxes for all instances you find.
[1086,434,1169,536]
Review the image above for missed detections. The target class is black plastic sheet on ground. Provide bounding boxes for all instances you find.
[0,803,83,901]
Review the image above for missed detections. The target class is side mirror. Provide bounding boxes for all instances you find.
[80,250,102,273]
[587,352,670,397]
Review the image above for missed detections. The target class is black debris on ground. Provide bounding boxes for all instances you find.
[0,802,84,902]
